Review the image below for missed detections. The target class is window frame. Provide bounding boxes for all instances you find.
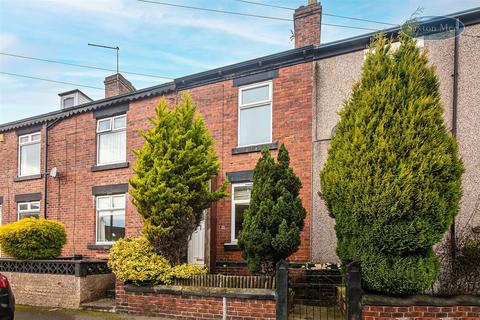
[230,182,253,243]
[96,114,127,165]
[18,132,41,177]
[95,194,126,245]
[17,201,40,220]
[237,81,273,148]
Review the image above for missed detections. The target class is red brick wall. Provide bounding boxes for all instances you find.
[0,62,313,264]
[363,305,480,319]
[115,282,276,319]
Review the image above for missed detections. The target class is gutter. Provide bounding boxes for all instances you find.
[43,119,60,218]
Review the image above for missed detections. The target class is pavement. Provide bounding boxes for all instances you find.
[15,305,170,320]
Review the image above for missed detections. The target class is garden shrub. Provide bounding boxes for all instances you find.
[0,218,67,260]
[238,144,306,275]
[129,93,227,264]
[319,34,464,294]
[108,237,207,285]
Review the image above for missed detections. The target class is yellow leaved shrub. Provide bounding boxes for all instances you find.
[108,237,207,285]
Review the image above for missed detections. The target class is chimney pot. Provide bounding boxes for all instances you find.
[104,73,136,98]
[294,1,322,48]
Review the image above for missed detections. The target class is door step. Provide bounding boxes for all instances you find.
[81,298,116,313]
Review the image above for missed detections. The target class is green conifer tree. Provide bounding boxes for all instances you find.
[320,34,463,294]
[129,93,227,264]
[238,144,307,274]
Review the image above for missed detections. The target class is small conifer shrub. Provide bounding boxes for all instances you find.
[238,144,306,274]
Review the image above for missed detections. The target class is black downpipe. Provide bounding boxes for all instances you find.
[450,18,460,260]
[43,119,60,219]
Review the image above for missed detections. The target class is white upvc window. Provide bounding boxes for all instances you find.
[18,132,41,177]
[18,201,40,220]
[96,115,126,165]
[231,183,253,243]
[238,81,272,147]
[96,194,126,244]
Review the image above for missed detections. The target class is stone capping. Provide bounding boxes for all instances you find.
[233,70,279,87]
[92,103,129,119]
[13,174,43,182]
[91,162,129,172]
[362,294,480,307]
[232,142,278,155]
[92,183,128,196]
[15,124,43,136]
[14,192,42,202]
[226,170,254,183]
[0,258,111,277]
[123,284,276,300]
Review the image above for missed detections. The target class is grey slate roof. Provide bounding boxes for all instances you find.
[1,7,479,133]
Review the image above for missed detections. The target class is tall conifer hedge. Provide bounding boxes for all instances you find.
[320,34,463,294]
[130,93,226,264]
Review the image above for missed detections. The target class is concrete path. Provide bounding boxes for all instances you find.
[15,305,171,320]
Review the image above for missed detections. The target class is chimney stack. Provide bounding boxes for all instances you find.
[104,73,136,98]
[294,0,322,48]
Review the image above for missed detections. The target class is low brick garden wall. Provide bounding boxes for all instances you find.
[116,281,276,319]
[0,258,114,308]
[362,294,480,319]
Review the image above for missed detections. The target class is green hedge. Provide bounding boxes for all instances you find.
[0,218,67,260]
[108,237,207,285]
[319,34,463,294]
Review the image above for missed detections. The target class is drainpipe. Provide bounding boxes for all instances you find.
[43,119,60,219]
[450,18,460,260]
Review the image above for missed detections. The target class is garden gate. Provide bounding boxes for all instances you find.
[276,261,361,320]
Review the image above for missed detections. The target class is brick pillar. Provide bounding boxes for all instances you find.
[294,0,322,48]
[104,73,136,98]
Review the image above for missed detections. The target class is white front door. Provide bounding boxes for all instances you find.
[188,213,205,265]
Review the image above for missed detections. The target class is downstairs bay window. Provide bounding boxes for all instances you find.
[96,194,125,244]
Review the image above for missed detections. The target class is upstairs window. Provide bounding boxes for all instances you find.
[18,132,41,177]
[96,115,126,165]
[18,201,40,220]
[238,82,272,147]
[231,183,252,243]
[96,194,126,244]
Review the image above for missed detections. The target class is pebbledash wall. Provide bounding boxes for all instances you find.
[312,17,480,263]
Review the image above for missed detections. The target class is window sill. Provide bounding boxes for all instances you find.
[232,142,278,155]
[13,174,42,182]
[224,243,240,251]
[91,162,129,172]
[87,244,113,250]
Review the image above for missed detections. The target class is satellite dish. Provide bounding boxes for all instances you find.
[49,167,58,178]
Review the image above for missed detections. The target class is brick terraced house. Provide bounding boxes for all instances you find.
[0,2,479,273]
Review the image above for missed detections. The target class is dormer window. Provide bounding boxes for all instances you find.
[62,96,75,108]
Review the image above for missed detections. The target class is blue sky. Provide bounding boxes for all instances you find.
[0,0,478,124]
